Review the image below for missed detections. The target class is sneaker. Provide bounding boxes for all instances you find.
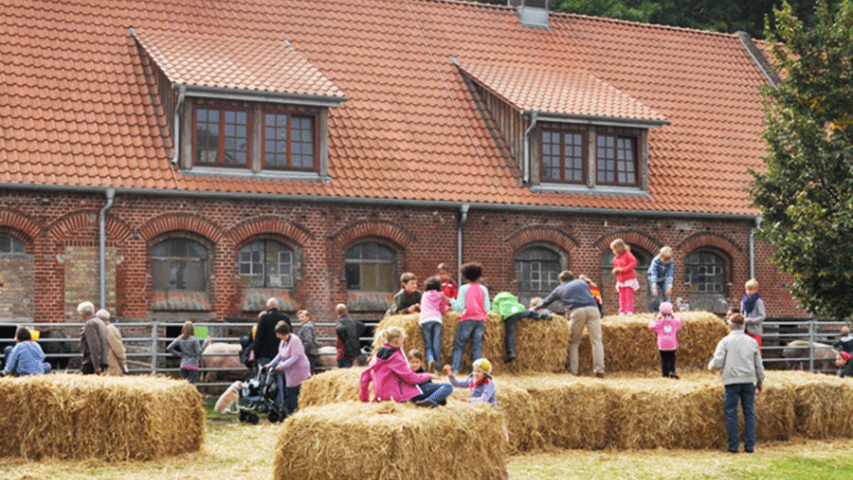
[744,449,754,453]
[728,449,738,454]
[670,373,680,380]
[595,372,605,379]
[505,353,516,363]
[414,400,436,408]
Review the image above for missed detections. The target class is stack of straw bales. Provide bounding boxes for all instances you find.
[576,311,728,374]
[273,402,508,480]
[374,311,570,374]
[299,367,366,407]
[0,374,204,461]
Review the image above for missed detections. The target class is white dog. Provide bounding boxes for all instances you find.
[214,381,242,414]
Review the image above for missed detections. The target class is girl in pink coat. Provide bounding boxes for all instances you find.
[648,302,682,378]
[611,238,639,315]
[359,327,453,407]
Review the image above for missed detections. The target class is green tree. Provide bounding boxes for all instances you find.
[749,0,853,320]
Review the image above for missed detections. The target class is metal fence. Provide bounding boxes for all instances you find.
[4,321,378,389]
[760,318,843,374]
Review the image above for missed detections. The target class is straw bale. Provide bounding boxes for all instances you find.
[767,370,853,439]
[273,401,508,480]
[0,374,204,461]
[576,311,727,374]
[376,311,570,374]
[299,367,366,408]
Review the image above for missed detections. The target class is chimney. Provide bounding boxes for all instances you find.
[509,0,550,29]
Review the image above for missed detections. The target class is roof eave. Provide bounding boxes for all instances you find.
[523,111,669,129]
[181,84,347,108]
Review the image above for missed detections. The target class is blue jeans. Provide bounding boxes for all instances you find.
[337,359,353,368]
[452,320,485,373]
[724,383,756,452]
[411,381,454,406]
[649,280,670,312]
[421,321,442,369]
[285,385,300,415]
[180,368,199,384]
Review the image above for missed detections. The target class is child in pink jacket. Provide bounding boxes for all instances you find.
[648,302,682,379]
[611,238,639,315]
[359,327,453,407]
[419,276,449,373]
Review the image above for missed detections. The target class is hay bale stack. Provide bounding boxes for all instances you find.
[575,311,727,374]
[493,379,542,453]
[770,370,853,438]
[299,367,366,408]
[375,311,570,374]
[0,374,204,461]
[273,401,508,480]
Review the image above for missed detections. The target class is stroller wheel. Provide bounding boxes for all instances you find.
[248,413,260,425]
[268,410,281,423]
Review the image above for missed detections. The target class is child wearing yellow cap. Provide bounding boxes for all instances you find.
[443,358,497,406]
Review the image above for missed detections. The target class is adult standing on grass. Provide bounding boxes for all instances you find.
[335,304,364,368]
[97,308,127,376]
[255,297,291,369]
[533,270,605,378]
[708,313,765,454]
[78,301,109,375]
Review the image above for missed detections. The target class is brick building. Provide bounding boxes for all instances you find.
[0,0,800,326]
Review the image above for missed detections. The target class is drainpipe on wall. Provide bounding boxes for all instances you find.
[172,85,186,165]
[99,187,115,309]
[523,112,538,184]
[749,215,762,280]
[457,203,470,286]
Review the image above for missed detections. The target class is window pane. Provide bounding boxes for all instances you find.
[0,234,24,253]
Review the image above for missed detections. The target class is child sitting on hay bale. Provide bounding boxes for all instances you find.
[492,292,551,363]
[648,302,682,379]
[2,327,49,376]
[408,349,426,373]
[450,263,490,374]
[444,358,497,406]
[359,327,453,408]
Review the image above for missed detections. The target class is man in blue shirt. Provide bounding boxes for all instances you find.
[648,246,675,313]
[2,327,47,376]
[534,270,605,378]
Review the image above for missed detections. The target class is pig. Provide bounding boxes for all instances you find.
[201,342,247,383]
[782,340,837,372]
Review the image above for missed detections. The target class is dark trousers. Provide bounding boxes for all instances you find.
[307,355,318,374]
[659,350,676,377]
[724,383,756,452]
[337,359,354,368]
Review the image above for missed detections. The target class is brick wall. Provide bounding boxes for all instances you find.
[0,189,805,324]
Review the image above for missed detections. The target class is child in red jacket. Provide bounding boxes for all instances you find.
[611,238,639,315]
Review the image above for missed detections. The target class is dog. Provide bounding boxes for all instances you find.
[214,380,242,414]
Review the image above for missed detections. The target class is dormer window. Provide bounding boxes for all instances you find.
[263,112,316,171]
[194,107,251,167]
[596,133,637,186]
[541,127,586,184]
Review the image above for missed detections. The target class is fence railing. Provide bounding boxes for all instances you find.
[760,319,842,374]
[2,321,379,389]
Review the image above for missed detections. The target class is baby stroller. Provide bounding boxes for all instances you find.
[238,366,284,424]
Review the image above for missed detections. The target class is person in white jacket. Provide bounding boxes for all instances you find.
[708,313,765,454]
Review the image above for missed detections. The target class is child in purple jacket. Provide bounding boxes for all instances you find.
[648,302,682,379]
[359,327,453,407]
[444,357,497,406]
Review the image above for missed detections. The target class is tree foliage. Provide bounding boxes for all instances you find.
[749,0,853,320]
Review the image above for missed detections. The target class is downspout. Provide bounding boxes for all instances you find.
[749,215,762,279]
[172,85,186,165]
[99,187,115,309]
[457,203,470,286]
[523,112,538,184]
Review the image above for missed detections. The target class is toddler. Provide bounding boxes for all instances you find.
[577,274,604,315]
[450,263,490,374]
[444,358,497,406]
[837,351,853,378]
[610,238,638,315]
[419,276,449,372]
[741,279,765,348]
[437,263,459,299]
[408,349,426,373]
[648,302,682,379]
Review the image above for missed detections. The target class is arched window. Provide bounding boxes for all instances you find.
[151,238,209,292]
[515,245,562,306]
[601,245,652,313]
[0,234,25,254]
[239,240,294,288]
[685,249,728,313]
[345,242,396,292]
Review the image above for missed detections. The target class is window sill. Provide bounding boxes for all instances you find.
[152,291,211,311]
[532,183,649,197]
[180,167,327,182]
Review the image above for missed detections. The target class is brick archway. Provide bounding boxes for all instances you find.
[138,213,224,244]
[677,232,742,258]
[229,215,311,248]
[594,230,658,255]
[0,210,42,248]
[332,221,415,251]
[504,226,578,254]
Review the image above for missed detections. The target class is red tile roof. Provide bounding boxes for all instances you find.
[132,29,345,100]
[459,63,667,125]
[0,0,772,215]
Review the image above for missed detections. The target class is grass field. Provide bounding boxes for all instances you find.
[3,407,853,480]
